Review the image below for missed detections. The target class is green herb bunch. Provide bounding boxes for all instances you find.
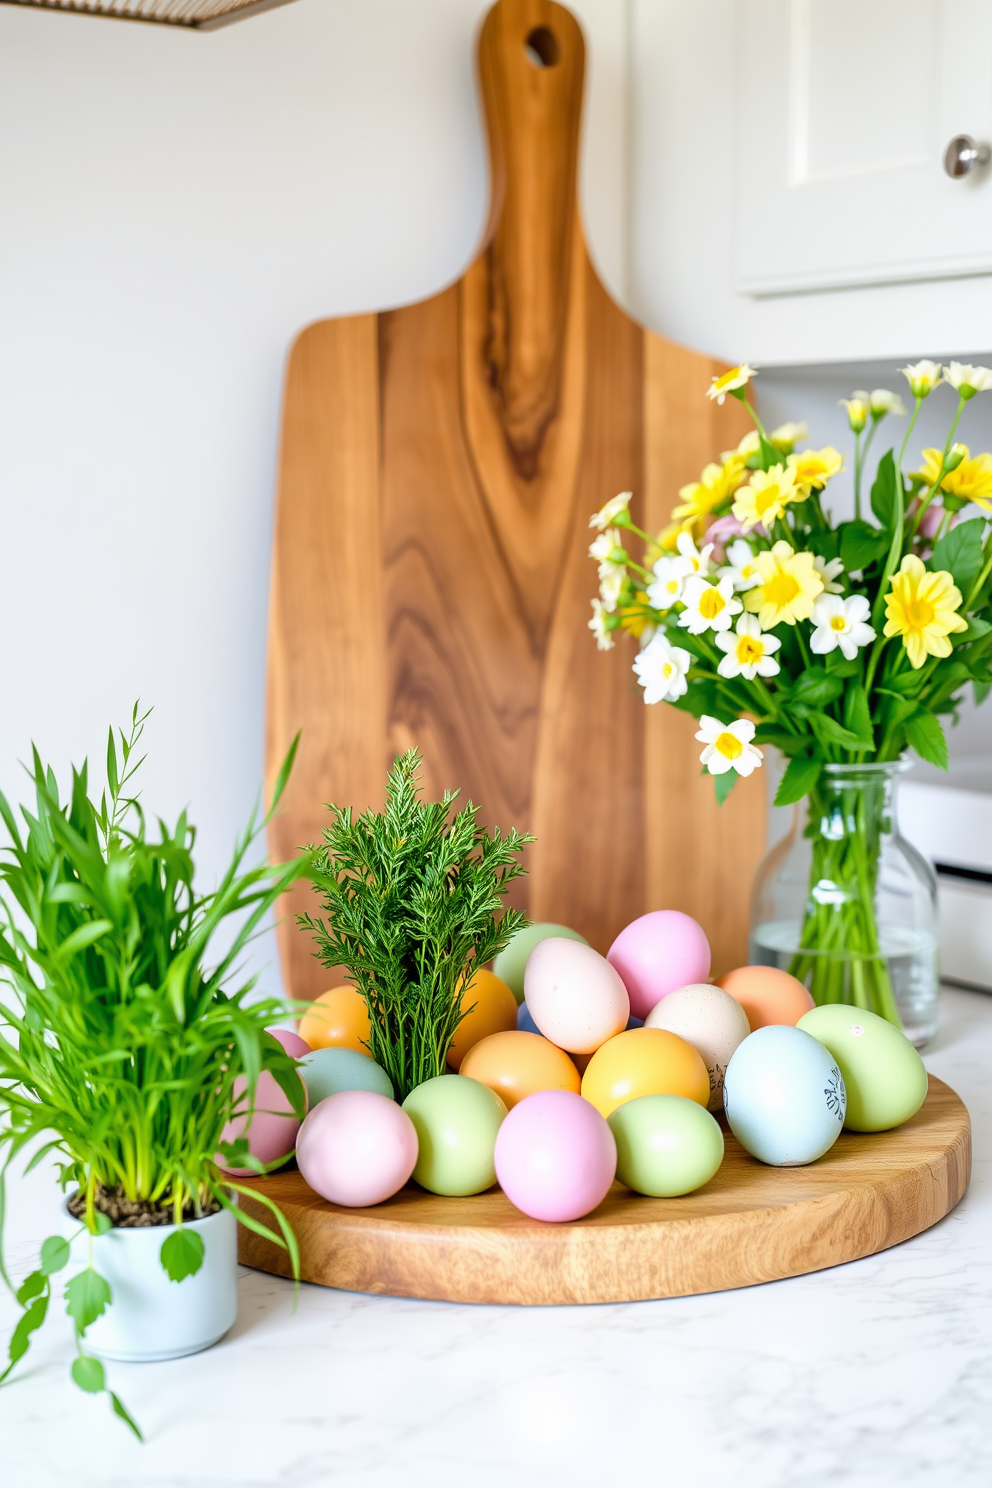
[0,707,309,1434]
[304,750,532,1101]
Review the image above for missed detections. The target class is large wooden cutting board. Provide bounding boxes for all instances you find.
[266,0,766,1003]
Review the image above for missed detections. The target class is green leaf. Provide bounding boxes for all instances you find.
[811,714,864,750]
[774,754,823,806]
[713,771,738,806]
[3,1296,48,1380]
[789,671,844,707]
[92,1212,112,1236]
[53,919,114,961]
[65,1267,111,1334]
[824,652,862,677]
[844,684,875,748]
[111,1391,144,1441]
[840,519,888,573]
[160,1227,205,1283]
[758,435,782,471]
[16,1270,47,1304]
[751,728,808,755]
[881,669,927,696]
[71,1353,106,1393]
[870,450,898,530]
[957,615,992,644]
[975,680,992,707]
[931,520,984,592]
[906,711,949,770]
[40,1235,71,1275]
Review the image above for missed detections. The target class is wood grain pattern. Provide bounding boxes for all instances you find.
[237,1076,971,1305]
[266,0,766,1003]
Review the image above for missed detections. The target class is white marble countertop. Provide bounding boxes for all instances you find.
[1,986,989,1488]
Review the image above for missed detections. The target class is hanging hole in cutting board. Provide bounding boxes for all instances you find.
[524,26,560,68]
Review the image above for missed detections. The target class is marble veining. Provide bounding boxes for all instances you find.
[1,987,989,1488]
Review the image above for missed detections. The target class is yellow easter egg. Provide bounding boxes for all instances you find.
[446,969,519,1071]
[580,1027,710,1119]
[299,985,371,1054]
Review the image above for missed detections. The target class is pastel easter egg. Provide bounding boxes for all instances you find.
[296,1090,418,1207]
[402,1074,507,1196]
[607,911,711,1020]
[494,1090,617,1222]
[580,1027,710,1119]
[269,1027,311,1060]
[608,1093,724,1196]
[723,1025,846,1166]
[645,982,750,1111]
[524,939,629,1054]
[218,1027,308,1176]
[459,1030,581,1109]
[298,985,371,1054]
[446,969,519,1071]
[494,922,589,1004]
[797,1004,928,1132]
[300,1046,394,1106]
[715,965,814,1031]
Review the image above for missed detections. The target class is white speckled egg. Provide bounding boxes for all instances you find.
[723,1025,846,1166]
[524,938,629,1054]
[645,982,750,1112]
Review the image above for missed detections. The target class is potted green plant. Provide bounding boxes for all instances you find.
[0,707,309,1435]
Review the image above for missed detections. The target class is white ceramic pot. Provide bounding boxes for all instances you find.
[62,1200,238,1363]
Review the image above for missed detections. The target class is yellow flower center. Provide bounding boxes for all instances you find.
[906,596,935,629]
[754,485,782,517]
[698,588,727,619]
[763,571,801,608]
[715,731,743,760]
[661,662,674,679]
[736,635,764,664]
[829,615,847,632]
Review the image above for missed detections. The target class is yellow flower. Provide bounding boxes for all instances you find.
[671,458,747,529]
[706,364,757,404]
[915,445,992,509]
[901,360,942,399]
[770,421,807,454]
[722,430,761,463]
[787,446,843,491]
[618,590,658,641]
[883,554,968,668]
[840,394,870,433]
[732,464,802,530]
[744,541,824,628]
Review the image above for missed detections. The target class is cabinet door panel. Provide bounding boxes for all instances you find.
[736,0,992,295]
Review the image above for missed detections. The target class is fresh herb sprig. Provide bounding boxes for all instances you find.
[304,750,532,1101]
[0,706,311,1432]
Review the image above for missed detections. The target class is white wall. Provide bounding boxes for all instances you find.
[0,0,628,1003]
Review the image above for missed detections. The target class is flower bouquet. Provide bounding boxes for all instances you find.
[588,361,992,1025]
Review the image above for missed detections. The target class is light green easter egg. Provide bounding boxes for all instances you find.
[608,1093,724,1197]
[494,922,588,1004]
[300,1047,394,1105]
[402,1075,507,1196]
[797,1004,928,1132]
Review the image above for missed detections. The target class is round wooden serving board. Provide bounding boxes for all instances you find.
[236,1076,970,1306]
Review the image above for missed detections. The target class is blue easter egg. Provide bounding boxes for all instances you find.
[299,1047,394,1106]
[723,1025,846,1166]
[517,1002,541,1035]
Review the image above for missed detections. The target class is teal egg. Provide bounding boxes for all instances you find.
[797,1004,928,1132]
[608,1094,724,1196]
[494,923,588,1004]
[300,1047,394,1105]
[402,1075,507,1196]
[723,1026,846,1166]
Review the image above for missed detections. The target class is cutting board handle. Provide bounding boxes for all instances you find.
[474,1,586,456]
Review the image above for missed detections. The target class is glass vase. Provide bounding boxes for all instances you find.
[749,759,939,1048]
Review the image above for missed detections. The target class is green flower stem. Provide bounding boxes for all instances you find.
[737,392,768,440]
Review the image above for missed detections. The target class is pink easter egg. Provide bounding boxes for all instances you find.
[297,1090,418,1208]
[493,1089,616,1222]
[217,1028,308,1176]
[607,911,711,1020]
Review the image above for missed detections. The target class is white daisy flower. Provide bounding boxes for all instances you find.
[588,528,624,562]
[647,558,687,611]
[695,715,764,777]
[715,613,782,680]
[632,635,692,704]
[598,563,624,613]
[719,538,763,592]
[675,530,715,576]
[869,389,906,418]
[590,491,632,531]
[901,360,942,399]
[678,574,742,635]
[809,593,876,660]
[588,599,615,651]
[943,362,992,398]
[813,554,845,594]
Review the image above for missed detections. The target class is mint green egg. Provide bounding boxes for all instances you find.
[493,923,588,1004]
[608,1093,724,1197]
[797,1004,928,1132]
[300,1047,394,1105]
[402,1075,507,1196]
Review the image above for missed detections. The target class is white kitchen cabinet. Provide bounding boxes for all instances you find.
[736,0,992,296]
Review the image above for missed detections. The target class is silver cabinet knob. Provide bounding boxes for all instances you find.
[944,134,991,178]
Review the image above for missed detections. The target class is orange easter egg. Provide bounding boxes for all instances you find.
[299,985,371,1054]
[446,970,519,1071]
[580,1027,710,1119]
[715,966,815,1031]
[459,1030,581,1108]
